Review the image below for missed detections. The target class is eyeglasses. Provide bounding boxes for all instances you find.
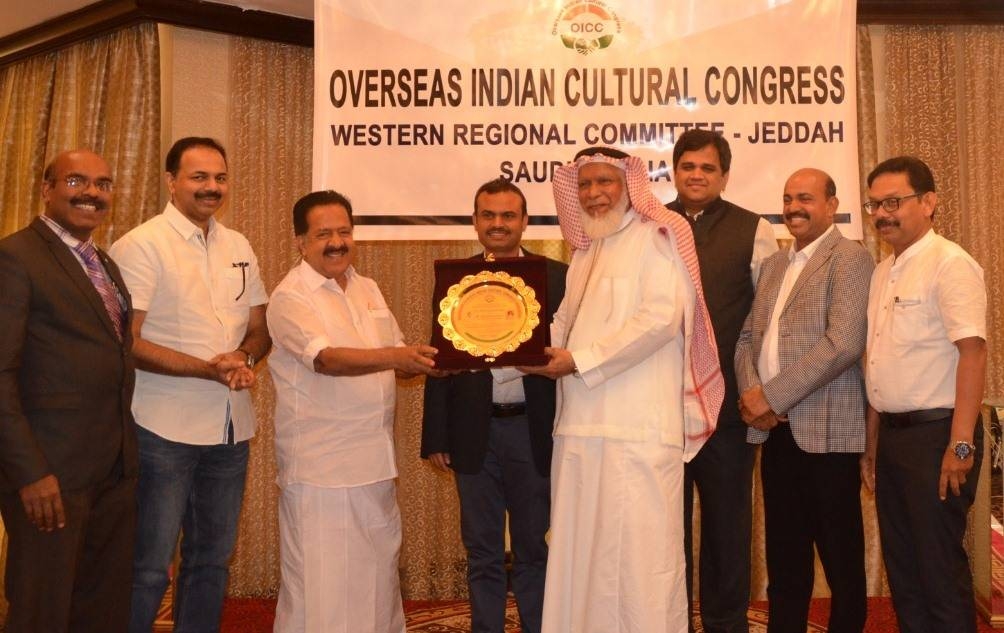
[862,192,925,215]
[57,175,114,193]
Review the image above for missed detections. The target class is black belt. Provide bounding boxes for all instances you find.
[879,408,954,428]
[491,402,526,418]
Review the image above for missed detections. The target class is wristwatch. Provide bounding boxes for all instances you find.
[239,348,255,369]
[953,440,976,460]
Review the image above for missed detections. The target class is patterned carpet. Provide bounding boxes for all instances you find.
[214,596,998,632]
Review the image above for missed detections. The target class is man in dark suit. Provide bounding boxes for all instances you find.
[734,168,872,633]
[422,178,566,633]
[0,149,137,633]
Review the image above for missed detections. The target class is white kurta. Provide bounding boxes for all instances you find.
[267,261,406,633]
[543,212,694,633]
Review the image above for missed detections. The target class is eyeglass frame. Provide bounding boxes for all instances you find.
[51,174,114,193]
[862,191,926,215]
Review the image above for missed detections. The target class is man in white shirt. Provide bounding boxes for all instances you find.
[665,129,778,633]
[522,147,723,633]
[734,168,872,633]
[109,137,272,633]
[861,156,986,633]
[267,190,444,633]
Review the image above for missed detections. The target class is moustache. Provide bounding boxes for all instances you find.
[783,211,810,222]
[323,246,349,257]
[195,192,222,201]
[874,218,899,229]
[70,196,108,211]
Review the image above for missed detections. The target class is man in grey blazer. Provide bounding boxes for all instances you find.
[734,168,873,633]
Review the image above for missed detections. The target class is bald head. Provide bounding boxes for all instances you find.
[782,168,838,251]
[42,149,113,241]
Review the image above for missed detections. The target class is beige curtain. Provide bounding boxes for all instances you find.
[0,23,161,246]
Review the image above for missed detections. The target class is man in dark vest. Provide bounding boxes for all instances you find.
[665,129,778,633]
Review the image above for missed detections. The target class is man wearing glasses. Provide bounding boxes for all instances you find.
[0,150,136,632]
[860,156,986,633]
[110,137,272,633]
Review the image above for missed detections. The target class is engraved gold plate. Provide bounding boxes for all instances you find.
[438,270,541,362]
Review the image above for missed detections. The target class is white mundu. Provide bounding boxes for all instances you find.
[543,210,694,633]
[267,260,406,633]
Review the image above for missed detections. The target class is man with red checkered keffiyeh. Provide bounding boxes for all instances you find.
[520,147,723,633]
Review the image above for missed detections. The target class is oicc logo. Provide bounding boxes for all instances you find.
[552,0,622,55]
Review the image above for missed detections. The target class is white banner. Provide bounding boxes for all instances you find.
[313,0,860,240]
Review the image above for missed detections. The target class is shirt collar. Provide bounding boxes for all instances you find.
[892,228,936,268]
[298,257,354,293]
[164,202,218,242]
[674,196,725,221]
[39,213,87,249]
[789,224,835,262]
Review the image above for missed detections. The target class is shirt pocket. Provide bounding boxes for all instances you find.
[223,267,252,310]
[890,296,929,347]
[368,307,396,347]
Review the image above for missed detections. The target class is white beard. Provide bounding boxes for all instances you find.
[580,193,630,240]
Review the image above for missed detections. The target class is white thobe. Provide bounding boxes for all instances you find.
[543,211,694,633]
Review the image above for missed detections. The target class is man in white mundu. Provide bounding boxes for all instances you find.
[522,147,724,633]
[266,190,444,633]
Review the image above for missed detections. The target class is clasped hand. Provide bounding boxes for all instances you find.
[738,385,786,431]
[209,352,255,390]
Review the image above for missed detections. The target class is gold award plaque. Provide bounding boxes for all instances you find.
[438,270,541,362]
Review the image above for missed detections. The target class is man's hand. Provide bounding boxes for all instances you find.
[939,443,975,500]
[19,474,65,532]
[208,352,256,390]
[746,411,782,432]
[517,347,576,380]
[392,345,440,378]
[738,385,772,424]
[427,452,452,472]
[860,451,876,493]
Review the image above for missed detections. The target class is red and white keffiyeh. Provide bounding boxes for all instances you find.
[552,152,723,461]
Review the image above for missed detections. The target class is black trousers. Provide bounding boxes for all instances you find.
[684,423,756,633]
[0,471,136,633]
[455,414,549,633]
[761,424,866,633]
[876,415,982,633]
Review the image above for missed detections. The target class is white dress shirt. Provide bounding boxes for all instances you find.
[865,229,986,412]
[267,260,404,488]
[751,216,781,285]
[488,250,526,404]
[757,225,835,383]
[109,203,267,444]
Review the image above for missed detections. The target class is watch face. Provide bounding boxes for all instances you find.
[954,442,974,459]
